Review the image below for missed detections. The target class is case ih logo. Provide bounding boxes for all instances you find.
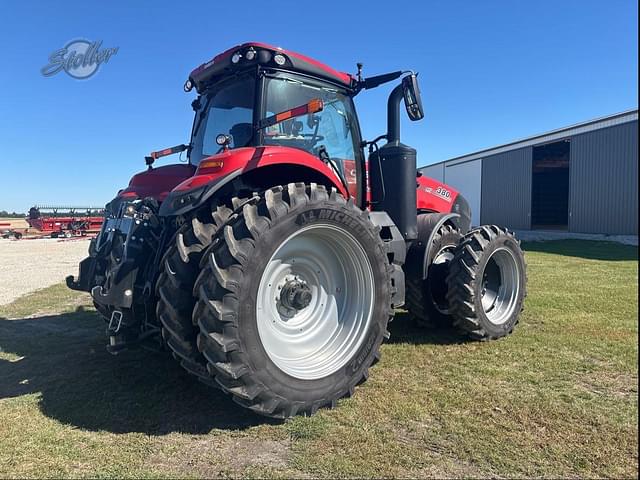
[41,39,118,79]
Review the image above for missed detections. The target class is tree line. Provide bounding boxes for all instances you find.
[0,210,26,218]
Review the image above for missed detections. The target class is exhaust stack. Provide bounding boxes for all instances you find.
[368,82,418,241]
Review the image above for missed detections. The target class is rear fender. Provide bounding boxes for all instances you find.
[159,146,348,217]
[406,212,462,280]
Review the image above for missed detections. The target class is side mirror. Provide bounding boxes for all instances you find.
[402,74,424,121]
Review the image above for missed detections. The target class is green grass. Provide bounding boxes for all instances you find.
[0,240,637,478]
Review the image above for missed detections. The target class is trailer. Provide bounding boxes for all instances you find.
[0,222,24,239]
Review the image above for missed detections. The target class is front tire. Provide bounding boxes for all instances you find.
[193,183,394,418]
[447,226,527,340]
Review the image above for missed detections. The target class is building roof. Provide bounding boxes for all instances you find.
[424,109,638,168]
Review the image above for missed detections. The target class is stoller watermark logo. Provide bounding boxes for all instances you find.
[41,39,119,79]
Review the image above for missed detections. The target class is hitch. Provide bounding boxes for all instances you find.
[108,310,124,334]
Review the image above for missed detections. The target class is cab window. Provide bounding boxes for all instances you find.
[190,75,255,164]
[263,75,360,195]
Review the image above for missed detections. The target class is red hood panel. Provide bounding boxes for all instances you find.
[416,175,460,213]
[118,164,196,201]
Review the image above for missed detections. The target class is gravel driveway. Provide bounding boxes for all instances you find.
[0,238,90,305]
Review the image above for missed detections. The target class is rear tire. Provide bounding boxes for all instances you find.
[193,183,394,418]
[155,204,234,381]
[447,226,526,340]
[405,224,462,326]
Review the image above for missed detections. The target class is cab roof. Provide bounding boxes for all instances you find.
[187,42,356,93]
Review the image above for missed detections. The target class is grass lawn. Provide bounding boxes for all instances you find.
[0,240,637,478]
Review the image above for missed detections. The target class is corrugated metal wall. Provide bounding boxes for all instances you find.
[445,159,482,227]
[480,147,532,229]
[569,121,638,235]
[421,163,444,182]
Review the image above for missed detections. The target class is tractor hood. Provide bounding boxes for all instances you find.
[117,164,196,202]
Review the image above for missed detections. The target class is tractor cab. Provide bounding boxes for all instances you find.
[145,42,428,233]
[185,43,365,198]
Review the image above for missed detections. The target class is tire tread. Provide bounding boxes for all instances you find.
[194,183,394,418]
[446,225,527,340]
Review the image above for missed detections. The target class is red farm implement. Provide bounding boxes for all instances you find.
[26,205,104,238]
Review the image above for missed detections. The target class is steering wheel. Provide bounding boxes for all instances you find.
[267,133,325,149]
[298,133,325,144]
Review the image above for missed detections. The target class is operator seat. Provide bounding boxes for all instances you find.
[229,123,253,148]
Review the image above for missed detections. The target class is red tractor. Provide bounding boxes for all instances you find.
[68,43,526,418]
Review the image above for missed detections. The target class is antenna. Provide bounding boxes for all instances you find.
[356,62,363,82]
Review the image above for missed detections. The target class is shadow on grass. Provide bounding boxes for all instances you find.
[388,312,470,345]
[0,308,465,435]
[0,309,274,435]
[522,239,638,261]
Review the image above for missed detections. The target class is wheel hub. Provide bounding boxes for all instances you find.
[277,277,312,316]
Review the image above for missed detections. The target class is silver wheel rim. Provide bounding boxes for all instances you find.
[256,223,375,380]
[480,247,521,325]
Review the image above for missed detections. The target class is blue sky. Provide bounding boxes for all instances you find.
[0,0,637,212]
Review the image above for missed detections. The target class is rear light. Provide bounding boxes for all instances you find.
[245,47,256,61]
[198,158,224,171]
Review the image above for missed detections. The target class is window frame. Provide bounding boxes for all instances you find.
[259,70,366,205]
[188,67,367,207]
[188,70,261,165]
[259,71,363,158]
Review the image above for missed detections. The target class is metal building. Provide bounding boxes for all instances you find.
[421,109,638,235]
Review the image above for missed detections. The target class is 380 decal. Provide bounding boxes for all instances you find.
[435,186,452,200]
[423,185,453,202]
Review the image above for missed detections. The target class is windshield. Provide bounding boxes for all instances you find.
[190,75,256,164]
[263,75,360,194]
